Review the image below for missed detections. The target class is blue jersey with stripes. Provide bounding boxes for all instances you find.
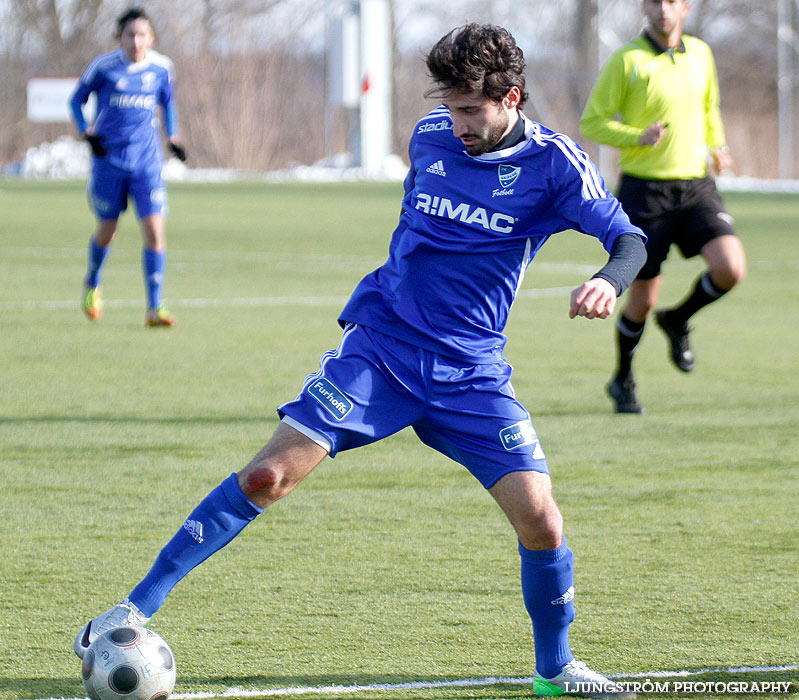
[339,108,643,362]
[69,48,176,173]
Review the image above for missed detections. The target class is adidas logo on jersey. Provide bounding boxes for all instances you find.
[426,160,446,176]
[182,519,204,543]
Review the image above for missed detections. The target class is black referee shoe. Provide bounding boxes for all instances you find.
[607,376,645,414]
[655,310,696,372]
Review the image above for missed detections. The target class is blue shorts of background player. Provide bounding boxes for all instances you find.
[88,161,168,221]
[278,324,549,488]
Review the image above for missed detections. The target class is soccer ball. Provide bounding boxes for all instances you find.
[81,626,176,700]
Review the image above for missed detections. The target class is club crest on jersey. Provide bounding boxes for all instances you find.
[307,377,353,421]
[498,164,521,188]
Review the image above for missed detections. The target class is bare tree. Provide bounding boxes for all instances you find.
[0,0,793,177]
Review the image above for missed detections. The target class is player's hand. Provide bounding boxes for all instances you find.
[84,133,107,157]
[710,146,732,175]
[169,142,187,162]
[569,278,617,320]
[639,121,666,147]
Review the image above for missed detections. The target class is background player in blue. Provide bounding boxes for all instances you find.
[69,7,186,327]
[74,25,645,698]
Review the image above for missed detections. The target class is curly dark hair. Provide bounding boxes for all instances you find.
[425,24,528,107]
[116,7,153,38]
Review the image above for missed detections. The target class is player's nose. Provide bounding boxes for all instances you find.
[451,118,469,137]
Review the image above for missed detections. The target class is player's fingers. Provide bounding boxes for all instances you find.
[599,294,616,318]
[574,286,617,320]
[577,292,598,318]
[569,288,582,318]
[587,292,607,319]
[592,301,609,319]
[577,301,596,318]
[569,286,592,318]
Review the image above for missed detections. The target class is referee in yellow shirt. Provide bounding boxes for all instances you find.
[580,0,746,413]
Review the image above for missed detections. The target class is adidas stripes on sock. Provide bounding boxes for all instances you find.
[519,538,575,678]
[129,473,263,617]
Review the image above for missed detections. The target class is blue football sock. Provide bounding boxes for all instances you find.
[85,238,110,288]
[142,247,166,309]
[129,473,263,617]
[519,538,575,678]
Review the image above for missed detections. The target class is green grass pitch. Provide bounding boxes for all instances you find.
[0,180,797,699]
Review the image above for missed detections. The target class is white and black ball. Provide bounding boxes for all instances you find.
[81,626,176,700]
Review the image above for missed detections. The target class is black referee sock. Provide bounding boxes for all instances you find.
[614,315,645,381]
[668,270,728,326]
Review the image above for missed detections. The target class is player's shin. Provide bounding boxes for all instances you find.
[128,473,263,616]
[86,237,110,288]
[143,247,166,309]
[519,538,575,678]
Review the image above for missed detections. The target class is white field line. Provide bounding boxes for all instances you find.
[0,247,595,268]
[0,287,576,312]
[22,664,799,700]
[0,296,352,311]
[3,246,796,270]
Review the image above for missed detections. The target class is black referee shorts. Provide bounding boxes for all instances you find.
[617,174,736,280]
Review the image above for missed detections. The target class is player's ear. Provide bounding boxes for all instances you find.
[503,87,521,110]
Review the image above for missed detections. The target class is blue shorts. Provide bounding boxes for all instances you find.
[88,161,167,220]
[278,324,549,489]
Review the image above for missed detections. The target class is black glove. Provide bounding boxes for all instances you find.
[169,142,187,162]
[85,134,107,157]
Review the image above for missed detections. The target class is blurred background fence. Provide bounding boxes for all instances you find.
[1,0,796,180]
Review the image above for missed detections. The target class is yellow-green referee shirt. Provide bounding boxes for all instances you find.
[580,33,726,180]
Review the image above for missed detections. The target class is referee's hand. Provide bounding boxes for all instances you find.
[84,134,107,157]
[639,121,666,147]
[710,146,732,175]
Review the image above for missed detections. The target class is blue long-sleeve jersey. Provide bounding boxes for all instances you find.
[339,108,645,362]
[69,48,177,173]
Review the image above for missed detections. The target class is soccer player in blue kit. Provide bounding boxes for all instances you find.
[69,7,186,327]
[74,25,645,698]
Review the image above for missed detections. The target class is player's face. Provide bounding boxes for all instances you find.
[120,18,155,63]
[643,0,689,42]
[443,89,519,156]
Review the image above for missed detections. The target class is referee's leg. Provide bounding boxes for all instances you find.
[655,234,746,371]
[701,233,747,292]
[607,277,660,413]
